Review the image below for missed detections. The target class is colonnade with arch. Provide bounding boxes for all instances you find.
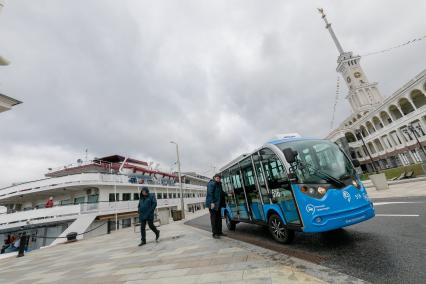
[341,82,426,172]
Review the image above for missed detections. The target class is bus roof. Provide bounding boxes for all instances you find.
[267,136,313,145]
[219,135,321,172]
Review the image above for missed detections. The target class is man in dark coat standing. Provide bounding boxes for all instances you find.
[138,187,160,246]
[206,174,226,239]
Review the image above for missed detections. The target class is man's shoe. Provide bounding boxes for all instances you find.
[155,230,160,241]
[138,241,146,246]
[212,234,220,239]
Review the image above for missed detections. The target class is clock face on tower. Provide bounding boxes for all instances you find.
[354,72,362,78]
[346,76,351,83]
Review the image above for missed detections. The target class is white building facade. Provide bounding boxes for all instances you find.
[320,10,426,172]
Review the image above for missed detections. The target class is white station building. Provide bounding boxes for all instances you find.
[320,10,426,172]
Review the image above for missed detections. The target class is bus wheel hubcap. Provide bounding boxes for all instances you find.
[272,218,286,239]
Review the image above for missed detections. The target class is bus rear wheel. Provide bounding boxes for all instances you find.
[268,213,294,244]
[225,212,236,231]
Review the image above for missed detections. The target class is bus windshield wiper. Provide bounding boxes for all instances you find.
[297,161,346,188]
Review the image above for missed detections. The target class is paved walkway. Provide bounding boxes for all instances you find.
[365,179,426,199]
[0,217,363,284]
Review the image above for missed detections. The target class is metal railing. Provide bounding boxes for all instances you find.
[0,197,206,231]
[0,173,206,200]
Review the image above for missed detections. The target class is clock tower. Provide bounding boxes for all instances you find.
[318,9,384,114]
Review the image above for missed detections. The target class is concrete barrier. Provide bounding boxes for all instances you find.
[369,173,389,190]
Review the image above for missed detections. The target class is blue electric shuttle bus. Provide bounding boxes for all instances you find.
[220,134,375,243]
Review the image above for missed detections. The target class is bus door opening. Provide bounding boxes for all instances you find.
[260,148,301,226]
[229,165,250,220]
[240,157,264,222]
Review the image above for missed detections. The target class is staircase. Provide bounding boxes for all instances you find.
[49,213,97,246]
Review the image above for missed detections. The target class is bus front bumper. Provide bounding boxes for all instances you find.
[303,203,375,233]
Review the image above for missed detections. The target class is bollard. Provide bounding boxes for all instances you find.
[17,235,27,258]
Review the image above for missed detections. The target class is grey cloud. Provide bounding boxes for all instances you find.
[0,0,425,186]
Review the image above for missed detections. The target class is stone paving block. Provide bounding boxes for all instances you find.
[198,270,244,282]
[243,267,273,280]
[124,274,201,284]
[223,278,272,284]
[149,268,191,279]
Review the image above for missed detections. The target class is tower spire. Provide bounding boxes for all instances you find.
[318,8,344,55]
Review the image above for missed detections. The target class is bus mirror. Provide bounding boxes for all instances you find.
[283,148,298,164]
[352,159,360,167]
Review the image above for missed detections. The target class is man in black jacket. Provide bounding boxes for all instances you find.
[205,174,226,239]
[138,187,160,246]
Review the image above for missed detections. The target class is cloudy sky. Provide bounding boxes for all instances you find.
[0,0,425,186]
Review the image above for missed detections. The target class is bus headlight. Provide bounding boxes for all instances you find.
[352,179,361,189]
[300,185,329,198]
[317,186,327,195]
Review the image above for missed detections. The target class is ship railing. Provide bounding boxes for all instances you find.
[0,173,205,200]
[0,205,81,231]
[0,197,206,231]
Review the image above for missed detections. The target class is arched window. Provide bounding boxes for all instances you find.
[360,125,368,137]
[367,142,376,154]
[372,116,383,130]
[373,139,384,152]
[409,89,426,109]
[389,105,403,120]
[345,132,357,143]
[379,111,392,126]
[398,98,415,115]
[366,121,376,134]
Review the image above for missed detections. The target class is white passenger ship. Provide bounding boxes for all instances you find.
[0,155,208,252]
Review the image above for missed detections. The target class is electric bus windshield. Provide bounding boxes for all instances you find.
[277,139,356,185]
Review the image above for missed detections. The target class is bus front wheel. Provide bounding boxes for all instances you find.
[225,213,236,231]
[268,213,294,244]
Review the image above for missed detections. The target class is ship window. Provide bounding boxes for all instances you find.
[122,193,131,201]
[157,193,162,199]
[109,193,119,202]
[60,199,71,205]
[133,193,140,200]
[121,218,131,228]
[74,196,85,204]
[88,194,99,203]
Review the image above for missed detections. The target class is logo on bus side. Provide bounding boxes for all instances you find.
[306,204,315,214]
[342,191,351,202]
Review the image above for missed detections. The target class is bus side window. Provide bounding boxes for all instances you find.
[253,153,272,205]
[240,156,258,202]
[259,148,290,197]
[229,164,249,219]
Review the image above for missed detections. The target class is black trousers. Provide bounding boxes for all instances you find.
[209,209,222,235]
[140,219,159,241]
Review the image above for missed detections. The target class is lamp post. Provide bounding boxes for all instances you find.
[355,129,379,173]
[405,125,426,161]
[170,141,185,219]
